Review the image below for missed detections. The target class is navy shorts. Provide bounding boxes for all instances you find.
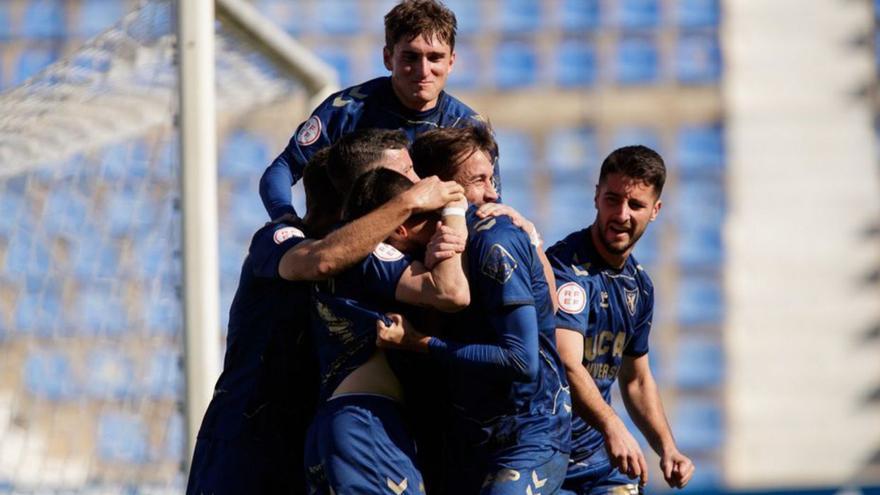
[560,448,642,495]
[304,394,424,495]
[478,448,570,495]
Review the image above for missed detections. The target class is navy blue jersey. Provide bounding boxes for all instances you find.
[260,76,491,219]
[546,227,654,463]
[438,208,571,459]
[188,219,316,494]
[309,242,411,402]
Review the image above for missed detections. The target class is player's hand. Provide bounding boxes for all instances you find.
[660,450,695,489]
[424,222,467,269]
[376,313,430,353]
[602,416,649,486]
[475,203,542,247]
[405,176,465,214]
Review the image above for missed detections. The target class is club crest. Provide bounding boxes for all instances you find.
[624,288,639,316]
[481,244,517,284]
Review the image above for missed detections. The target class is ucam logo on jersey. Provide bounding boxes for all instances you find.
[624,288,639,316]
[373,242,405,262]
[296,115,322,146]
[557,282,586,314]
[273,226,305,245]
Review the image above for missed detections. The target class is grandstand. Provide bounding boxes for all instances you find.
[0,0,877,493]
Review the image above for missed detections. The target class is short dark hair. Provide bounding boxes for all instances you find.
[384,0,457,52]
[599,145,666,197]
[411,125,497,181]
[326,128,409,197]
[343,168,415,222]
[302,147,342,237]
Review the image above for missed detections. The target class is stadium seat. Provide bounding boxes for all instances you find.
[671,397,724,451]
[555,39,597,87]
[493,41,538,88]
[496,0,542,34]
[677,274,723,326]
[676,178,725,225]
[84,349,135,400]
[545,184,594,246]
[445,40,479,90]
[672,336,724,388]
[611,0,661,29]
[0,188,26,237]
[443,0,481,35]
[74,0,126,37]
[500,182,538,226]
[613,36,660,85]
[41,188,91,236]
[546,126,598,181]
[611,126,662,155]
[24,350,76,400]
[15,287,62,337]
[14,45,60,86]
[675,33,722,84]
[96,412,149,463]
[315,46,353,88]
[219,130,269,181]
[677,221,723,268]
[72,236,120,280]
[100,141,151,181]
[143,291,182,337]
[144,347,182,399]
[255,0,303,35]
[103,186,158,236]
[677,123,725,175]
[4,232,51,278]
[77,283,128,335]
[555,0,601,32]
[316,0,364,35]
[162,413,185,461]
[632,221,660,266]
[22,0,67,38]
[675,0,721,28]
[494,128,535,183]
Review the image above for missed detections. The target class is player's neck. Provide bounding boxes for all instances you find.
[390,85,439,113]
[589,224,629,270]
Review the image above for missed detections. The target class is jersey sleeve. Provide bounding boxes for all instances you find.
[248,223,308,279]
[470,226,536,312]
[624,280,654,357]
[358,243,414,304]
[550,259,591,335]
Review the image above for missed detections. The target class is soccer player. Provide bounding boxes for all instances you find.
[378,125,572,494]
[304,168,469,495]
[546,146,695,494]
[260,0,493,220]
[186,147,464,494]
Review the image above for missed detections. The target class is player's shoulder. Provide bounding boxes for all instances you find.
[437,91,484,125]
[315,77,386,115]
[546,229,590,267]
[252,218,308,248]
[467,209,528,248]
[626,255,655,291]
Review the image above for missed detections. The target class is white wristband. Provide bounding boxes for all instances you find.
[441,206,466,217]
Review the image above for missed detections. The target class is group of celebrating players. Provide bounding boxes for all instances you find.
[185,1,696,494]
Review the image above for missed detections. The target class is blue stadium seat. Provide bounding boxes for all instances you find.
[677,178,725,224]
[103,186,158,236]
[128,236,177,283]
[611,0,661,29]
[443,0,481,35]
[556,0,601,32]
[496,0,542,34]
[0,188,25,237]
[72,236,120,280]
[445,40,479,90]
[41,188,91,236]
[494,128,535,183]
[220,130,269,181]
[555,40,597,87]
[74,0,126,37]
[24,350,76,400]
[545,184,594,246]
[677,274,723,326]
[4,232,51,277]
[316,0,364,35]
[677,123,725,175]
[15,287,62,337]
[671,397,724,451]
[162,413,184,461]
[144,291,182,337]
[677,221,722,268]
[78,283,128,335]
[14,45,60,85]
[672,336,724,388]
[493,41,538,88]
[632,221,660,267]
[500,182,537,226]
[144,348,182,399]
[96,412,149,463]
[85,349,135,400]
[546,126,598,181]
[611,127,662,155]
[675,0,720,28]
[675,33,722,84]
[255,0,303,35]
[100,141,151,181]
[22,0,67,38]
[315,47,353,88]
[613,36,660,85]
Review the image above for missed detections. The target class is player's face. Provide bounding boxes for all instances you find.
[593,173,661,259]
[384,34,455,112]
[454,149,497,206]
[380,148,420,182]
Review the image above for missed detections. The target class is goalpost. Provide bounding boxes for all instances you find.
[0,0,336,489]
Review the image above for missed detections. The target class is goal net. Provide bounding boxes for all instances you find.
[0,0,331,491]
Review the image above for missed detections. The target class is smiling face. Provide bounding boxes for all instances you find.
[384,33,455,112]
[453,149,497,206]
[592,172,662,266]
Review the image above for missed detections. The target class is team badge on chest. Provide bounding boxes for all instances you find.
[624,288,639,316]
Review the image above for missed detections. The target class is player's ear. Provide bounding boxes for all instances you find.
[383,47,393,71]
[448,50,456,73]
[650,199,662,222]
[593,184,599,208]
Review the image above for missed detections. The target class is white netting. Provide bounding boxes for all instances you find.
[0,0,310,492]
